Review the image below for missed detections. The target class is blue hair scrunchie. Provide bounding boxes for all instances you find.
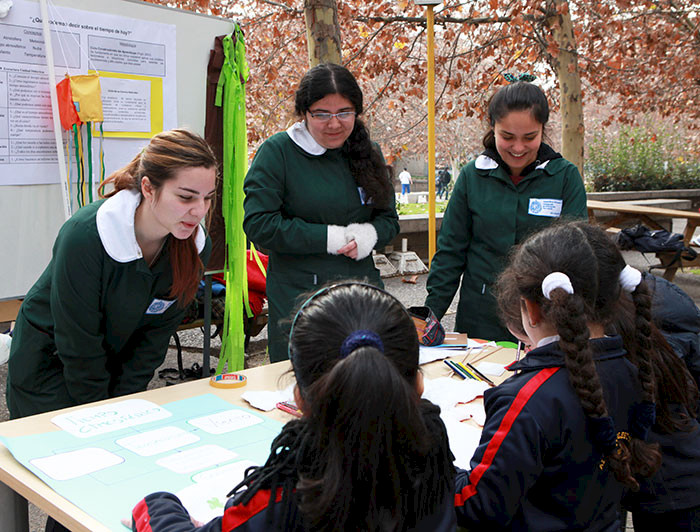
[587,416,617,454]
[339,330,384,358]
[503,72,536,83]
[629,401,657,441]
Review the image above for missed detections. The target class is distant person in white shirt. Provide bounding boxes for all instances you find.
[399,168,412,196]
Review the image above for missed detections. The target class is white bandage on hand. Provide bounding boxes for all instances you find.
[327,225,347,255]
[345,223,378,261]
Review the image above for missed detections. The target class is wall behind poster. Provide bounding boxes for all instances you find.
[0,0,233,299]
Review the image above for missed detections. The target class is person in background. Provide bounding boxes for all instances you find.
[399,167,413,196]
[5,129,216,532]
[129,282,456,531]
[425,76,587,341]
[243,63,398,362]
[455,222,661,530]
[437,166,452,200]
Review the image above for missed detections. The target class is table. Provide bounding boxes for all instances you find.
[587,199,700,280]
[0,346,515,531]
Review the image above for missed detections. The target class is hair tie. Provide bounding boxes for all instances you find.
[619,265,642,293]
[587,416,617,454]
[339,330,384,358]
[541,272,574,300]
[629,401,656,440]
[503,72,536,83]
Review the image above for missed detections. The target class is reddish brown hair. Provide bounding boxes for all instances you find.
[100,129,218,304]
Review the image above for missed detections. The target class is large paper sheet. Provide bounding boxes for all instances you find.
[0,394,284,530]
[0,0,177,186]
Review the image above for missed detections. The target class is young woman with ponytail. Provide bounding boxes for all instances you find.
[425,78,588,343]
[243,64,399,362]
[130,282,455,531]
[7,129,216,422]
[454,222,661,530]
[577,223,700,532]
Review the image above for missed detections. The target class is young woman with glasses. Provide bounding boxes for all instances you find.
[243,64,399,362]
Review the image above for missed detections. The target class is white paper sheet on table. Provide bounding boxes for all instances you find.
[241,384,295,411]
[477,361,507,376]
[51,399,172,438]
[422,377,490,469]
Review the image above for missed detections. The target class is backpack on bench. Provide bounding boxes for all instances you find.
[615,224,697,271]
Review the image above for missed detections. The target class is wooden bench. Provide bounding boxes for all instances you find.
[0,299,22,328]
[587,199,700,281]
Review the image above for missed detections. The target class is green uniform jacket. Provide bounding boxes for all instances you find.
[425,153,587,341]
[243,130,399,362]
[7,190,211,418]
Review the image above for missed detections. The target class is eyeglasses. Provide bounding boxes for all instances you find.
[308,111,356,122]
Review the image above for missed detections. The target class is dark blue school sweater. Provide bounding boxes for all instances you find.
[455,336,642,531]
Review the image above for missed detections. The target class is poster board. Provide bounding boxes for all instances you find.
[0,394,284,530]
[0,0,234,299]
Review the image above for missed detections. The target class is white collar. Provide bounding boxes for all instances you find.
[96,189,205,263]
[286,121,326,155]
[536,334,561,348]
[475,154,551,171]
[475,154,499,170]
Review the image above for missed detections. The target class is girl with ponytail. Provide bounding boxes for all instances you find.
[7,129,216,423]
[243,63,399,363]
[454,222,660,530]
[131,282,456,532]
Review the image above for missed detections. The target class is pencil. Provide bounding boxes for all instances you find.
[470,345,504,365]
[450,360,478,381]
[453,361,480,381]
[465,362,495,386]
[444,360,469,380]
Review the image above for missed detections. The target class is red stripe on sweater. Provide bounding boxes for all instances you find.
[222,488,284,530]
[455,366,560,506]
[132,498,153,532]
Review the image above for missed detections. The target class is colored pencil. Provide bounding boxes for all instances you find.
[465,362,496,386]
[444,359,470,380]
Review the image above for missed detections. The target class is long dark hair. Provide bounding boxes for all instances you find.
[230,283,453,530]
[496,222,661,490]
[295,64,394,208]
[99,129,217,304]
[576,223,699,434]
[482,81,549,151]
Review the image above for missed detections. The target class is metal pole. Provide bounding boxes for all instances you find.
[39,0,72,220]
[426,5,437,264]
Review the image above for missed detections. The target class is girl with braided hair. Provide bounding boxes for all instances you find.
[575,223,700,531]
[130,282,456,532]
[454,222,661,531]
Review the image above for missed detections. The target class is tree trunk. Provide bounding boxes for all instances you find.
[547,0,584,178]
[304,0,342,67]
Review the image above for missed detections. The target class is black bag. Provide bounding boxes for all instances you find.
[615,224,697,269]
[616,224,684,252]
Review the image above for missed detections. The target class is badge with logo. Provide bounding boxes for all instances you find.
[146,298,176,315]
[528,198,562,218]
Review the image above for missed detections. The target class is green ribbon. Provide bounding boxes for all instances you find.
[216,25,250,373]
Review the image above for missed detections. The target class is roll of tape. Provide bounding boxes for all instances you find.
[209,372,247,389]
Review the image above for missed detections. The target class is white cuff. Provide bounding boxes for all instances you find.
[327,225,347,255]
[345,223,378,261]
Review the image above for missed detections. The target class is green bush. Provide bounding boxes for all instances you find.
[586,124,700,191]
